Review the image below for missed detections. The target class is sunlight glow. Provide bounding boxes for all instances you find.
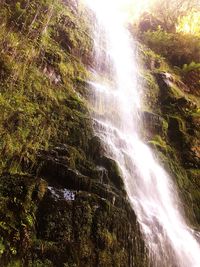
[83,0,156,22]
[117,0,156,21]
[176,11,200,35]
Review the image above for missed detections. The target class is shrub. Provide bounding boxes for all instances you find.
[140,28,200,67]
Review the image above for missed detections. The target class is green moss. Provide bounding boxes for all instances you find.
[98,229,117,249]
[168,115,186,132]
[7,260,21,267]
[140,29,200,67]
[148,135,167,150]
[140,38,200,228]
[98,250,112,266]
[141,71,160,113]
[1,0,200,266]
[31,259,54,267]
[0,238,5,255]
[0,0,93,175]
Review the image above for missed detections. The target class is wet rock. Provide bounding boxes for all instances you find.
[142,52,200,229]
[99,156,125,193]
[48,186,76,201]
[183,69,200,96]
[167,115,200,168]
[89,136,105,161]
[38,155,91,191]
[154,72,196,114]
[38,148,124,206]
[142,111,166,138]
[33,187,142,267]
[0,173,47,265]
[167,116,187,150]
[153,72,173,104]
[0,0,147,266]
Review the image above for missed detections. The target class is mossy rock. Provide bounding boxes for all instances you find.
[98,156,125,193]
[0,173,47,265]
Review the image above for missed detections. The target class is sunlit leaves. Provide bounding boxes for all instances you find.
[147,0,200,31]
[177,11,200,35]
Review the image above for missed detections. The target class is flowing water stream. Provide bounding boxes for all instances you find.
[84,0,200,266]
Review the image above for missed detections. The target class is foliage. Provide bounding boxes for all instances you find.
[177,11,200,35]
[181,62,200,74]
[182,62,200,72]
[0,0,92,174]
[0,2,137,266]
[140,28,200,67]
[149,0,200,32]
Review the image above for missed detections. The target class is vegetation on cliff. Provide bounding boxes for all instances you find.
[0,0,93,174]
[138,3,200,228]
[0,1,146,266]
[0,0,200,266]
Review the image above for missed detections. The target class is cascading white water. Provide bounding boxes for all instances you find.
[84,0,200,266]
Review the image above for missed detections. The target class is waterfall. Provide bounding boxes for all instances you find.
[84,0,200,266]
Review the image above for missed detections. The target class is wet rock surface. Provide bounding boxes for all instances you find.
[141,58,200,228]
[0,146,147,266]
[0,0,148,265]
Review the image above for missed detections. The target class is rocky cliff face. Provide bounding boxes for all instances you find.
[140,47,200,228]
[0,1,146,266]
[0,1,199,266]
